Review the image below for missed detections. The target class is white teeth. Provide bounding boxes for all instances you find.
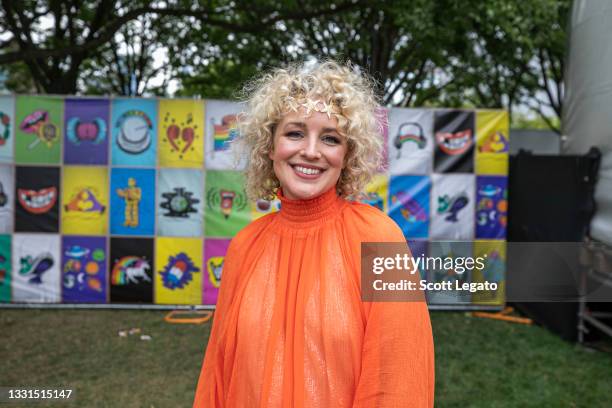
[444,135,468,150]
[24,191,53,208]
[294,166,321,175]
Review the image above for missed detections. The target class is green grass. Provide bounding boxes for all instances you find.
[0,310,610,407]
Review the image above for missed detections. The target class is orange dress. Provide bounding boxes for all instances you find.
[194,187,434,407]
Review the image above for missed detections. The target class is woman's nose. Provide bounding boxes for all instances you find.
[300,134,322,160]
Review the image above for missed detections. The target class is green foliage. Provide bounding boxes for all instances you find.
[0,0,570,132]
[511,111,561,130]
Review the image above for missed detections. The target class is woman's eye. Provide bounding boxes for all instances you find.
[286,131,303,139]
[322,135,341,145]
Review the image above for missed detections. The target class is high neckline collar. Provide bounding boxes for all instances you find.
[277,187,345,227]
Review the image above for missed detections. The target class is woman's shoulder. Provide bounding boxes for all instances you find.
[341,200,405,242]
[229,212,278,249]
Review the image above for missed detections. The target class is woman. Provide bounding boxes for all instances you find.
[194,61,434,407]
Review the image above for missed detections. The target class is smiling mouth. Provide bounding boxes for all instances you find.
[291,164,325,176]
[436,129,472,155]
[18,187,57,214]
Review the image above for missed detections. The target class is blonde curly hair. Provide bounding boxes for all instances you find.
[237,60,384,201]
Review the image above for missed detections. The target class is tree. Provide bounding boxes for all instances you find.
[0,0,364,94]
[438,0,569,132]
[171,0,465,106]
[78,14,172,96]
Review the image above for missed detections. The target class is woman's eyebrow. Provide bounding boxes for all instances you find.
[284,121,306,129]
[322,127,340,134]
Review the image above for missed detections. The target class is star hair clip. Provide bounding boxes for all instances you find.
[285,96,339,119]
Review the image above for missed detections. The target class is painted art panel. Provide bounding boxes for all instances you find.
[12,233,61,303]
[156,169,204,237]
[62,166,108,235]
[251,197,281,220]
[475,111,509,175]
[0,165,14,233]
[388,108,433,175]
[15,166,60,233]
[0,235,11,302]
[205,170,250,237]
[376,106,389,172]
[158,99,204,168]
[472,240,506,305]
[155,237,202,305]
[203,238,230,305]
[430,174,475,240]
[110,168,155,236]
[358,174,389,213]
[388,175,430,239]
[61,236,107,303]
[475,176,508,239]
[407,239,428,280]
[64,98,110,165]
[426,241,472,305]
[204,100,244,170]
[0,95,15,163]
[433,110,475,173]
[110,237,154,303]
[14,96,63,164]
[111,98,157,166]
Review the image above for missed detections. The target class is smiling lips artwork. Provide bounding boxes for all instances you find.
[18,187,57,214]
[436,129,473,155]
[20,110,59,149]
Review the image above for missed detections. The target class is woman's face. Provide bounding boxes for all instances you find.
[269,107,347,200]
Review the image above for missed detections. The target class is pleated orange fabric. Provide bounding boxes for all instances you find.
[194,187,434,407]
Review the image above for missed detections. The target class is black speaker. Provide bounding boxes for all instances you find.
[507,148,601,341]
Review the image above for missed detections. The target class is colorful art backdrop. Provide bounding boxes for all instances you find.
[111,98,158,166]
[359,174,389,213]
[158,99,204,168]
[0,235,11,302]
[110,237,154,303]
[12,233,61,303]
[15,166,60,233]
[61,236,107,303]
[205,170,250,237]
[433,110,475,173]
[407,239,428,280]
[203,238,230,305]
[0,95,15,163]
[0,97,509,309]
[472,240,506,305]
[475,176,508,239]
[427,241,473,305]
[430,174,475,240]
[251,197,281,220]
[389,175,430,239]
[155,237,202,305]
[14,96,63,164]
[62,166,108,235]
[0,165,14,233]
[475,111,509,175]
[110,168,155,236]
[64,98,109,165]
[205,100,243,170]
[156,168,203,237]
[388,108,433,175]
[376,107,389,171]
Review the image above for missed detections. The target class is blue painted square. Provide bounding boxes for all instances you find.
[110,168,155,236]
[111,99,157,166]
[389,175,430,239]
